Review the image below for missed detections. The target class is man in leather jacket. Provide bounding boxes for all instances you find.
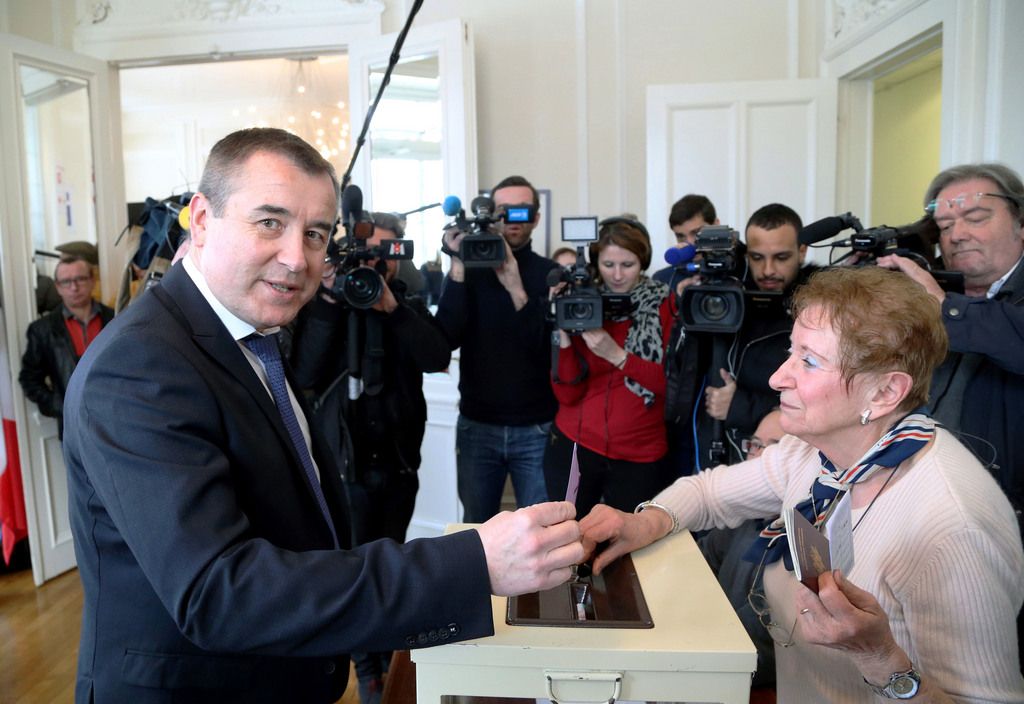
[19,254,114,439]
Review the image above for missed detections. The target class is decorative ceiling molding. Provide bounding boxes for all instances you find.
[175,1,283,23]
[825,0,931,60]
[73,0,385,63]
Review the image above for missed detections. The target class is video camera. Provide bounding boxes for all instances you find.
[334,185,414,309]
[800,212,963,294]
[547,217,632,332]
[676,225,748,334]
[441,194,511,268]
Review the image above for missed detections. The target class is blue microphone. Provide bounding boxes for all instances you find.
[442,195,462,217]
[664,244,697,268]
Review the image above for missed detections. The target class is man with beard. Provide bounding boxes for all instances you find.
[435,175,559,522]
[667,203,812,470]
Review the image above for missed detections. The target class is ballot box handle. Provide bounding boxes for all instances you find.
[544,671,623,704]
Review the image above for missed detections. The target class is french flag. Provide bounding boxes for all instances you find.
[0,304,27,565]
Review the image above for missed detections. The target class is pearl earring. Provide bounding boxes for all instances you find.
[860,409,872,426]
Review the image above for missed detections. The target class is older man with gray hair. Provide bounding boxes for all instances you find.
[879,162,1024,673]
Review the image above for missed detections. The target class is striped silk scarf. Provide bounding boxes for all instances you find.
[744,410,935,568]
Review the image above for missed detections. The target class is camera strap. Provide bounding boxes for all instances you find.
[440,240,462,260]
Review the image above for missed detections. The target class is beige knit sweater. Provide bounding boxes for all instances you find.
[653,429,1024,703]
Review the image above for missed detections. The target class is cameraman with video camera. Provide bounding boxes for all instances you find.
[434,175,559,522]
[877,163,1024,537]
[543,218,676,518]
[666,203,816,471]
[288,210,450,703]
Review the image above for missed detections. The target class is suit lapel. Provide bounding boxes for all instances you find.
[155,266,298,462]
[155,265,347,540]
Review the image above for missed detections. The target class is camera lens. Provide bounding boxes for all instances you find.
[567,302,593,320]
[699,293,730,321]
[343,267,382,309]
[468,240,501,261]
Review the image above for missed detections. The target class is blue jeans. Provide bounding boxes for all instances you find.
[456,415,551,522]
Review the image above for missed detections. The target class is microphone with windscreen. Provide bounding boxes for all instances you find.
[799,212,863,246]
[442,195,463,217]
[664,243,697,268]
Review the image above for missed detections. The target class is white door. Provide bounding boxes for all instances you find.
[646,79,838,262]
[0,32,123,584]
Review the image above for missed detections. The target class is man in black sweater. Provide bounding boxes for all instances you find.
[287,211,452,703]
[434,176,559,522]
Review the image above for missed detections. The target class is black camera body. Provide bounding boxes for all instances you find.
[549,216,633,332]
[331,227,415,309]
[814,214,964,295]
[678,225,746,334]
[552,280,632,332]
[442,195,507,268]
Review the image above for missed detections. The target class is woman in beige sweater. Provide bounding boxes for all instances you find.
[582,266,1024,703]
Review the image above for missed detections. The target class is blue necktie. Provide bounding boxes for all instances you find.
[244,333,339,548]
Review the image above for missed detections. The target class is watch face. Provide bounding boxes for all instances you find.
[891,674,919,697]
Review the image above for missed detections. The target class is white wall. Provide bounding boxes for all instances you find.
[7,0,821,248]
[2,0,76,49]
[380,0,817,243]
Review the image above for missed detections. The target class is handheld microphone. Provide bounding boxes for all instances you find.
[799,212,863,246]
[442,195,462,217]
[341,185,363,228]
[664,244,697,267]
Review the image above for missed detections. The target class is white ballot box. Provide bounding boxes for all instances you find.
[412,528,757,704]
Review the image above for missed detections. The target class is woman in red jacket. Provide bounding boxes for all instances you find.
[544,218,677,517]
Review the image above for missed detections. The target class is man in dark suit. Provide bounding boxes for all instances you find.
[19,254,114,439]
[63,128,582,704]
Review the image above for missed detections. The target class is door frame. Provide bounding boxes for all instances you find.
[0,32,124,584]
[825,0,1010,222]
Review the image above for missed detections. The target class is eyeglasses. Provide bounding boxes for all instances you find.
[55,276,92,289]
[741,436,778,457]
[925,191,1015,215]
[747,542,797,648]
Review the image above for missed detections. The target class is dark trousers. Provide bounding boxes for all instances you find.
[542,425,675,519]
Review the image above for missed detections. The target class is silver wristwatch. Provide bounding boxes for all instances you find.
[865,666,921,699]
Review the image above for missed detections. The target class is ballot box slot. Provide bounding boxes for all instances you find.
[506,554,653,628]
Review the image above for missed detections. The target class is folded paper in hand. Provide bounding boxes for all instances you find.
[565,442,581,505]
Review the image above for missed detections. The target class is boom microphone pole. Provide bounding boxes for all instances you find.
[340,0,425,192]
[400,202,441,217]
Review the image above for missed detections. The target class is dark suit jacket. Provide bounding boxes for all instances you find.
[63,264,494,704]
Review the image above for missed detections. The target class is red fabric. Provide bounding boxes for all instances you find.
[64,312,104,357]
[1,418,27,565]
[552,296,674,462]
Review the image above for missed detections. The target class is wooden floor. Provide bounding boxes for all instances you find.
[0,568,81,703]
[0,567,361,704]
